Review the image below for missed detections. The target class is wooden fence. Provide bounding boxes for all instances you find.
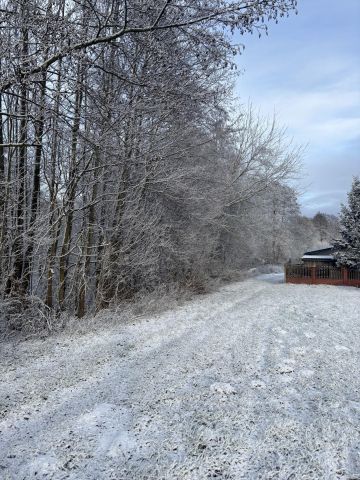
[285,264,360,287]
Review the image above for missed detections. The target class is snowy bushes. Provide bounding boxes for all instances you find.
[0,295,54,337]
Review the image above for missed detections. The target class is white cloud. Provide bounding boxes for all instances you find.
[238,72,360,146]
[310,117,360,144]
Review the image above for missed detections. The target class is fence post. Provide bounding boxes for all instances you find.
[311,266,316,284]
[342,267,348,286]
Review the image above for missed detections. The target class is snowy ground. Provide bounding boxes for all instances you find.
[255,272,285,284]
[1,277,360,480]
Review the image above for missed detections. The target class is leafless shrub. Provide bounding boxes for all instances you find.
[0,295,55,337]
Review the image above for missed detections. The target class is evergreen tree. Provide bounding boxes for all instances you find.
[333,177,360,268]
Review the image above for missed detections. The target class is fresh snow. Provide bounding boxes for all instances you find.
[255,272,284,284]
[1,277,360,479]
[301,255,334,260]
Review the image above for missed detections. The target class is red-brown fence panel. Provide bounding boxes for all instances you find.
[316,266,342,280]
[285,264,360,287]
[349,269,360,281]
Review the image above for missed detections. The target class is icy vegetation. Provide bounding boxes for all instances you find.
[1,278,360,479]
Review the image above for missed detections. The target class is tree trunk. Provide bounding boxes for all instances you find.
[9,15,29,294]
[22,70,47,292]
[77,147,100,318]
[0,91,5,274]
[58,63,83,309]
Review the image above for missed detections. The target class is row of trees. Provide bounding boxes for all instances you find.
[1,0,305,318]
[220,186,340,269]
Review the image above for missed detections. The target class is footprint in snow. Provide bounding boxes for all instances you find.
[277,365,294,374]
[304,331,316,339]
[284,386,298,396]
[251,379,266,389]
[334,345,350,352]
[299,369,314,378]
[293,346,307,356]
[210,383,236,395]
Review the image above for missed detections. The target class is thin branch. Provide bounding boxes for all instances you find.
[153,0,172,28]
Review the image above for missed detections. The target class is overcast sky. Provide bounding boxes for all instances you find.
[235,0,360,217]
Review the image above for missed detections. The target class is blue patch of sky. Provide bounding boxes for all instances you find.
[232,0,360,216]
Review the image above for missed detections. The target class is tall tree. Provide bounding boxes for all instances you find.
[333,177,360,268]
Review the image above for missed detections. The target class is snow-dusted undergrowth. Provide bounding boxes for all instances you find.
[1,278,359,479]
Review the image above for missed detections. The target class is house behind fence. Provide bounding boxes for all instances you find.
[285,247,360,287]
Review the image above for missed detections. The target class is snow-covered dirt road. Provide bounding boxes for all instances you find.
[1,278,360,480]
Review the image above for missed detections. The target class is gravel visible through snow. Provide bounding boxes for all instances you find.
[1,278,360,479]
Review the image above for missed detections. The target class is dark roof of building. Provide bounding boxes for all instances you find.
[303,247,334,256]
